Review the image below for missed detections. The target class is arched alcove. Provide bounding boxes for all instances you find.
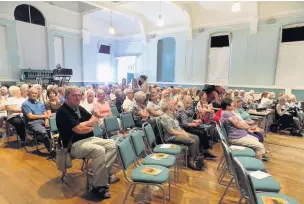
[157,37,176,82]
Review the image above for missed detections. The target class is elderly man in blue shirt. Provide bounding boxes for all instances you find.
[22,87,52,153]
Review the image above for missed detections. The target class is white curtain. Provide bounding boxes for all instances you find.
[0,25,9,79]
[207,47,230,84]
[54,36,64,67]
[16,21,48,69]
[275,41,304,87]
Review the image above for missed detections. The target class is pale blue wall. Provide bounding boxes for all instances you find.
[82,36,117,83]
[47,28,83,82]
[0,19,19,81]
[157,37,176,82]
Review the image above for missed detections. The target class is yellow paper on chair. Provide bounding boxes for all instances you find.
[261,196,290,204]
[140,167,162,176]
[160,144,176,149]
[150,153,169,160]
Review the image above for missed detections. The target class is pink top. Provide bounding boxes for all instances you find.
[93,101,112,117]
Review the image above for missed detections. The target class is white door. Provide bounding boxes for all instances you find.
[54,36,64,67]
[0,25,9,80]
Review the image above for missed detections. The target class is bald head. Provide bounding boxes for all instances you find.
[28,87,38,100]
[183,95,193,110]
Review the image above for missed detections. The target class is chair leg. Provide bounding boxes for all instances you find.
[217,155,224,170]
[218,177,234,204]
[122,183,134,204]
[157,184,166,204]
[168,175,171,200]
[130,184,136,197]
[238,196,243,204]
[218,167,228,184]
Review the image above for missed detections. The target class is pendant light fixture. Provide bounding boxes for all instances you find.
[231,2,241,12]
[156,1,164,27]
[109,11,116,35]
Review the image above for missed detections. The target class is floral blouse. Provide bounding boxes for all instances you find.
[160,113,182,142]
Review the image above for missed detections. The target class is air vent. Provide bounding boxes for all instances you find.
[198,28,205,33]
[267,18,276,24]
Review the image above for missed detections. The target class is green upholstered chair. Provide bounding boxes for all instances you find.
[233,157,299,204]
[218,141,280,203]
[110,105,120,118]
[104,115,124,141]
[117,137,171,204]
[120,112,145,137]
[129,130,178,181]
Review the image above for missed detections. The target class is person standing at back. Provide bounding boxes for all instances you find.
[56,86,118,199]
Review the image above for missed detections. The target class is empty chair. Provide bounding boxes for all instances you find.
[111,105,120,118]
[233,157,299,204]
[120,112,145,137]
[93,124,103,137]
[117,137,171,204]
[104,115,123,140]
[129,130,178,181]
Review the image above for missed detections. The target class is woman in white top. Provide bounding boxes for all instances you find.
[147,93,163,117]
[258,91,272,109]
[129,78,140,91]
[5,86,26,142]
[276,97,302,136]
[80,89,96,113]
[122,88,135,112]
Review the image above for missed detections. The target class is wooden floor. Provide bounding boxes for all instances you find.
[0,133,303,204]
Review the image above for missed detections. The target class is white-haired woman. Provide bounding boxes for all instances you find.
[160,100,204,170]
[277,97,302,136]
[147,93,163,117]
[130,91,156,128]
[93,89,121,129]
[20,84,29,99]
[122,88,135,112]
[5,86,26,142]
[80,89,96,113]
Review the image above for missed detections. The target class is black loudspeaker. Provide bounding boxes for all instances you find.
[53,68,73,76]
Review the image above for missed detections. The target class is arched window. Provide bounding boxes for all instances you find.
[14,4,45,26]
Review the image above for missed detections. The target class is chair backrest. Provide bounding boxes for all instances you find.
[232,157,257,204]
[120,112,135,129]
[49,117,57,132]
[143,122,156,147]
[93,124,103,137]
[155,118,165,144]
[129,131,146,156]
[104,115,120,133]
[216,124,229,145]
[111,105,120,118]
[117,137,137,170]
[220,141,236,176]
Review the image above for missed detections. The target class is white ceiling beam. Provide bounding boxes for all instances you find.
[84,1,148,37]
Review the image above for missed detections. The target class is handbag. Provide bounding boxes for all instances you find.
[56,135,74,173]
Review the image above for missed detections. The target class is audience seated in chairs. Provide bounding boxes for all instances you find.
[276,97,302,136]
[93,89,121,129]
[175,95,217,160]
[21,87,53,153]
[56,86,118,200]
[114,89,124,114]
[45,89,63,117]
[147,92,164,118]
[80,89,96,114]
[258,91,272,109]
[233,97,265,142]
[5,86,26,143]
[122,88,135,112]
[160,100,204,170]
[130,91,157,129]
[220,98,266,160]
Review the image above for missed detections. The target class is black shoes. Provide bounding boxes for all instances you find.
[91,186,111,199]
[203,152,217,160]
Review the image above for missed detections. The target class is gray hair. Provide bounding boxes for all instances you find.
[123,88,133,95]
[160,100,173,112]
[86,89,95,96]
[65,86,81,97]
[96,89,105,95]
[134,91,146,102]
[268,92,275,99]
[20,84,29,91]
[47,85,54,90]
[33,84,42,90]
[8,86,20,96]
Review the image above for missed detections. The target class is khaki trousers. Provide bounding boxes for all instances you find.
[71,137,117,187]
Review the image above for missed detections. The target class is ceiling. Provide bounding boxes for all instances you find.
[80,1,304,37]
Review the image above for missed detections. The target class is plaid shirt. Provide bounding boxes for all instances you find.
[175,107,195,128]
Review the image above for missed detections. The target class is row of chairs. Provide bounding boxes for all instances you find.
[216,123,299,204]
